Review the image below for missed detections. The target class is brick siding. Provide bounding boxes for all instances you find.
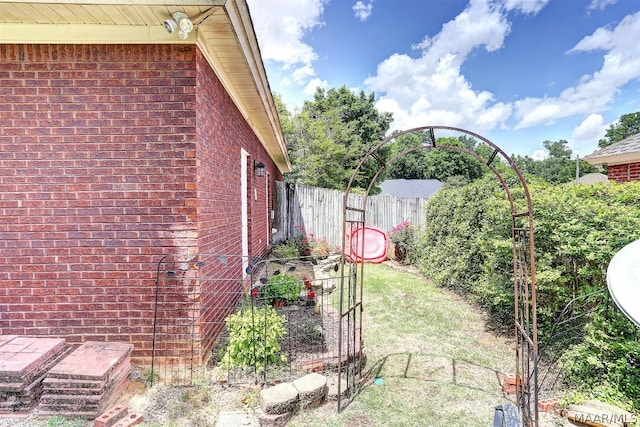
[0,44,280,364]
[608,162,640,182]
[193,49,276,359]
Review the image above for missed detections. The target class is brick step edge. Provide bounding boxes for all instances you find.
[111,412,143,427]
[94,405,128,427]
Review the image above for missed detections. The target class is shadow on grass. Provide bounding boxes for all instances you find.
[351,351,517,404]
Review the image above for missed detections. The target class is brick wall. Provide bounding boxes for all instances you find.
[608,162,640,182]
[194,49,277,358]
[0,44,281,364]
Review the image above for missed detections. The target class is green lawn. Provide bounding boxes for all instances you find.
[289,262,516,427]
[11,262,517,427]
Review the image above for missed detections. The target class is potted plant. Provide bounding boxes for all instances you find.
[389,221,416,263]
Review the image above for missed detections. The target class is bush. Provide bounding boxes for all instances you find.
[271,241,298,259]
[219,306,287,370]
[414,177,640,405]
[264,273,303,305]
[389,221,417,263]
[292,225,331,258]
[559,308,640,410]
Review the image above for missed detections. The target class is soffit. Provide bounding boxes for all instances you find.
[0,0,291,173]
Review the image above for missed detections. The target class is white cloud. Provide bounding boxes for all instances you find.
[247,0,326,103]
[366,0,515,132]
[531,149,549,160]
[303,78,328,97]
[503,0,550,14]
[572,113,606,143]
[571,113,607,156]
[353,1,373,22]
[291,64,316,85]
[514,11,640,129]
[588,0,617,11]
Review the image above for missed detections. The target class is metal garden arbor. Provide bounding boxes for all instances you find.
[338,126,539,426]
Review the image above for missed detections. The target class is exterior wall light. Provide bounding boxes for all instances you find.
[254,161,266,177]
[163,11,194,40]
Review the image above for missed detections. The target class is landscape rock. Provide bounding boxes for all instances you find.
[292,373,327,409]
[326,375,348,401]
[255,408,291,427]
[259,382,299,415]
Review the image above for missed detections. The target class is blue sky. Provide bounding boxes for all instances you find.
[246,0,640,159]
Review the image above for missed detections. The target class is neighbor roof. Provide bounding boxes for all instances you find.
[379,179,442,199]
[0,0,291,173]
[584,133,640,166]
[570,173,609,185]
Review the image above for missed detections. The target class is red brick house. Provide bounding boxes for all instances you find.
[0,0,290,364]
[584,133,640,182]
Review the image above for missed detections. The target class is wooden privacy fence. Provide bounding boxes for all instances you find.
[272,182,429,248]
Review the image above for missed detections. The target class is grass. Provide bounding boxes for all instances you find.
[288,262,516,426]
[0,262,515,427]
[43,416,88,427]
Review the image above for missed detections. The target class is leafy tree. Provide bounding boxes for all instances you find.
[386,133,486,183]
[386,131,431,179]
[274,93,294,138]
[284,110,351,189]
[598,111,640,148]
[280,86,392,192]
[513,139,597,184]
[423,138,485,183]
[543,139,571,159]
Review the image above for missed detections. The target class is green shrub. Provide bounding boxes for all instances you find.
[272,241,298,259]
[264,273,303,305]
[414,177,640,405]
[559,309,640,410]
[219,306,287,370]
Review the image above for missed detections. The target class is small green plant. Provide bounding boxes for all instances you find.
[219,306,287,369]
[264,273,303,305]
[272,241,299,259]
[143,368,160,386]
[45,416,87,427]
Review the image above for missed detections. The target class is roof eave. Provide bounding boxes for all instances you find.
[584,152,640,166]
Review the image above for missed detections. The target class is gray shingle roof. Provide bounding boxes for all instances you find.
[572,173,608,185]
[379,179,442,199]
[584,133,640,160]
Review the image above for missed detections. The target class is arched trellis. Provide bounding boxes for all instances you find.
[337,126,539,426]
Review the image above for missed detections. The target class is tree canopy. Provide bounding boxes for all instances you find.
[512,139,597,184]
[598,111,640,148]
[385,132,487,185]
[278,86,392,192]
[276,89,640,189]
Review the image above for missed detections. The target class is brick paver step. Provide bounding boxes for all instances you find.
[0,336,70,413]
[46,342,133,381]
[0,336,66,379]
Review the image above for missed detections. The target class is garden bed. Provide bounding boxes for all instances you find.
[206,255,361,385]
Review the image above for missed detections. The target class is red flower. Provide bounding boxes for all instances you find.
[307,290,315,300]
[303,277,312,289]
[251,287,260,298]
